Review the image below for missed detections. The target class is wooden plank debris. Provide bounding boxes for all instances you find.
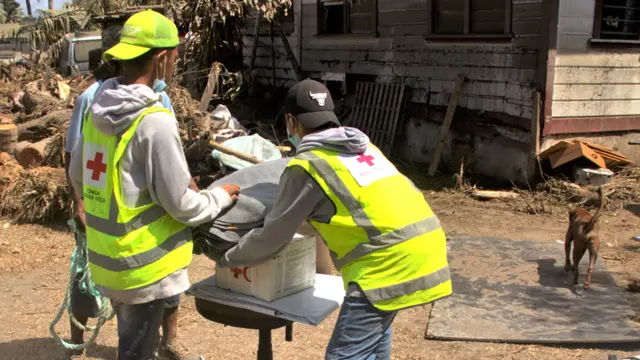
[539,139,633,169]
[348,81,407,156]
[428,75,465,176]
[547,141,607,169]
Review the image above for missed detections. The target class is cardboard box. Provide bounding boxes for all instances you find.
[216,233,316,302]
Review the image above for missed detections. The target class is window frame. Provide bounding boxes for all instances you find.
[592,0,640,45]
[316,0,378,37]
[425,0,512,40]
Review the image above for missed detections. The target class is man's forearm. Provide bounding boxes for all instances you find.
[65,152,83,204]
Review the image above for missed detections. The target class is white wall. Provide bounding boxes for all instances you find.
[553,0,640,118]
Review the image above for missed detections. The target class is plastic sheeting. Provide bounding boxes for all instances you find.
[193,158,290,261]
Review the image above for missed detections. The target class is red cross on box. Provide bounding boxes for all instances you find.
[86,152,107,181]
[357,153,375,166]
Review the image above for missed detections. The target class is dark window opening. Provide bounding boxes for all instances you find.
[317,0,377,36]
[345,73,376,95]
[430,0,510,36]
[595,0,640,40]
[322,1,345,34]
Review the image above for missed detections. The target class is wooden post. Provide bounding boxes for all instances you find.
[270,21,276,88]
[428,75,465,176]
[529,91,541,179]
[274,20,303,81]
[249,10,263,72]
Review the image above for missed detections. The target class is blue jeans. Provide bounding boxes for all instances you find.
[114,298,166,360]
[325,295,398,360]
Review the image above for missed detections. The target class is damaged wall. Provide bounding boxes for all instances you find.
[299,0,544,119]
[294,0,545,183]
[399,103,534,184]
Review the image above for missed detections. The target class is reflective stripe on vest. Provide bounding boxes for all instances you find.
[82,107,192,290]
[296,151,442,270]
[289,145,452,310]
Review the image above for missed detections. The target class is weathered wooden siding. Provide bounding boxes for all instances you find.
[297,0,544,120]
[552,0,640,118]
[242,2,300,87]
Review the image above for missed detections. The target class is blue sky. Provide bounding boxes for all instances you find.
[19,0,68,13]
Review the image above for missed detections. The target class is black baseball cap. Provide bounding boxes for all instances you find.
[284,78,340,129]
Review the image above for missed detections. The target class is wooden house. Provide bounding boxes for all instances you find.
[244,0,640,183]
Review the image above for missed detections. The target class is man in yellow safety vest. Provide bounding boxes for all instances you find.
[220,79,452,360]
[69,10,239,360]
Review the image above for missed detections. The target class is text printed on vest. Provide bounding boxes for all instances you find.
[338,148,398,187]
[83,142,109,189]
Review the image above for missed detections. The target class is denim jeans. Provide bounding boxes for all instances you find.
[325,295,398,360]
[113,298,166,360]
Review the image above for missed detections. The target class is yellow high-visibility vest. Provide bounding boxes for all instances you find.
[82,107,192,291]
[288,144,452,311]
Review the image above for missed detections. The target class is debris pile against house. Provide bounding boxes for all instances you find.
[0,63,286,223]
[535,139,637,206]
[453,136,638,214]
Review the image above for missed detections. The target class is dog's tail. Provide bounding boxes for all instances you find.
[585,186,605,232]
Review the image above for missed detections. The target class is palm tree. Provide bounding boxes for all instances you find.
[1,0,24,23]
[24,0,32,17]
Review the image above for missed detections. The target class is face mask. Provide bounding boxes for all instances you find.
[286,119,301,148]
[152,55,168,93]
[152,79,167,92]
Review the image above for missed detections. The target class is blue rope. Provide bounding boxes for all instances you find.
[49,220,115,350]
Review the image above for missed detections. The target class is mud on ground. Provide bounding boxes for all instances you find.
[0,191,639,360]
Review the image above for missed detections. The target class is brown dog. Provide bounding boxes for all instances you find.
[564,186,606,289]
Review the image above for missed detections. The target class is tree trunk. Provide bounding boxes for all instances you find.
[25,0,32,16]
[14,141,30,162]
[17,109,72,142]
[18,137,54,169]
[48,0,54,10]
[0,123,18,156]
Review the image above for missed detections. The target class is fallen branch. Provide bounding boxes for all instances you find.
[470,190,519,201]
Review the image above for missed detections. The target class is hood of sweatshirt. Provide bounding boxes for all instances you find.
[89,77,164,136]
[296,126,370,155]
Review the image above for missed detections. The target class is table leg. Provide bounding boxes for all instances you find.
[285,324,293,342]
[257,329,273,360]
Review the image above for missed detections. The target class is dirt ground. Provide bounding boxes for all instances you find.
[1,190,639,360]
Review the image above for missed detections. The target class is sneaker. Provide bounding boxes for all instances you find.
[157,341,204,360]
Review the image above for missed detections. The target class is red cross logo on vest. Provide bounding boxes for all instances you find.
[86,152,107,181]
[357,153,375,167]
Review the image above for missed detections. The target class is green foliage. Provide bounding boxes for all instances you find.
[1,0,24,23]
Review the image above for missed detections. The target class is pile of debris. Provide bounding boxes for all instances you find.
[0,63,286,222]
[462,139,638,215]
[0,63,90,222]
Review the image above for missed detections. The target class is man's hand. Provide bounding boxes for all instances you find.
[189,177,200,192]
[220,184,240,201]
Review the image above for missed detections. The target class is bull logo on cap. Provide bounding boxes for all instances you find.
[309,91,327,106]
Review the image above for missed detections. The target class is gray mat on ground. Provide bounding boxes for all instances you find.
[193,158,290,260]
[427,235,640,344]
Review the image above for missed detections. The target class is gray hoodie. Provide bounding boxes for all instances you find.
[220,127,369,268]
[69,78,234,304]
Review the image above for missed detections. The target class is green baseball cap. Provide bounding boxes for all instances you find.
[104,9,179,61]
